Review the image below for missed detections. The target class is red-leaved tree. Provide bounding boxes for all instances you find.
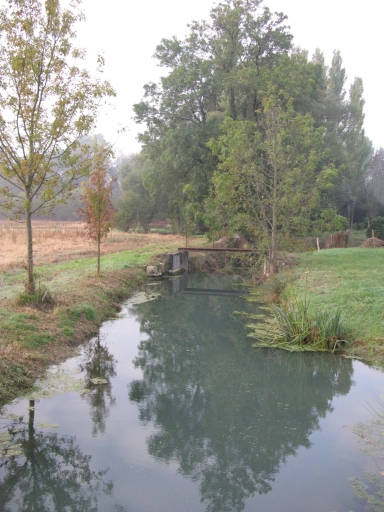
[78,144,116,276]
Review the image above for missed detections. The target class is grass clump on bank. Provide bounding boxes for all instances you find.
[250,247,384,364]
[249,295,348,352]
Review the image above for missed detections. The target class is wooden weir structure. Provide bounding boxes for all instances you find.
[177,247,256,253]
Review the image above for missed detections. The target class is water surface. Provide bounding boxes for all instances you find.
[0,274,383,512]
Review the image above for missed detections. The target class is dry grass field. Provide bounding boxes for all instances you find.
[0,220,187,271]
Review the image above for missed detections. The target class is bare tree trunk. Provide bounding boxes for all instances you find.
[97,236,101,277]
[270,156,278,275]
[229,88,237,120]
[25,192,35,294]
[350,201,356,230]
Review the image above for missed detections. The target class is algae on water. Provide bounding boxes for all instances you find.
[24,367,88,400]
[129,291,160,305]
[0,431,22,459]
[350,397,384,511]
[90,378,108,385]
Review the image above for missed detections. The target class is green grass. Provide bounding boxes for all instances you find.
[282,247,384,363]
[0,310,52,349]
[58,304,97,338]
[0,242,182,304]
[248,247,383,362]
[249,295,347,352]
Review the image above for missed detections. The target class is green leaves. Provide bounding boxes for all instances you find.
[207,94,325,257]
[0,0,115,292]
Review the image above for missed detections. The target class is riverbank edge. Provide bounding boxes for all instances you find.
[253,248,384,368]
[0,266,147,407]
[2,246,382,408]
[0,245,243,408]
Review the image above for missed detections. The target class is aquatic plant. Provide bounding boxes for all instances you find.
[248,295,348,352]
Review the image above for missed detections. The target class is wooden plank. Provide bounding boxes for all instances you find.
[177,247,256,253]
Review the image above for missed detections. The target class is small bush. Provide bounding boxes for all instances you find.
[268,274,291,303]
[366,217,384,240]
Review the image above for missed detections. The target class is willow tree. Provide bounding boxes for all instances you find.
[0,0,115,293]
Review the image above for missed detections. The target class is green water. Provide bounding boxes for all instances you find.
[0,273,383,511]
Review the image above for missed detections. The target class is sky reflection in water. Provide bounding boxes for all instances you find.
[0,273,383,512]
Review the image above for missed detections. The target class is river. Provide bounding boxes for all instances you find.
[0,273,383,512]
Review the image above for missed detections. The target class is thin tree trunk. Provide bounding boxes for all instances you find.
[229,88,237,120]
[25,192,35,294]
[350,201,356,230]
[271,147,278,275]
[97,236,101,276]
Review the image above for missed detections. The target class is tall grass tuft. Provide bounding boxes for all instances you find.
[249,295,348,352]
[16,283,54,308]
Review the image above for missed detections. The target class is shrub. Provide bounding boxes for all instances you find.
[67,304,96,322]
[366,217,384,240]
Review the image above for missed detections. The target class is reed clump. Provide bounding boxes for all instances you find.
[248,295,348,352]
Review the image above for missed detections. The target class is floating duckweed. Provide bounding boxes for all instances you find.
[0,431,11,447]
[37,423,59,428]
[6,444,22,457]
[129,292,160,305]
[24,368,87,400]
[90,378,108,385]
[0,432,22,459]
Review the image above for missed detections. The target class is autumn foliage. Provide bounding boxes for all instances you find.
[78,169,116,276]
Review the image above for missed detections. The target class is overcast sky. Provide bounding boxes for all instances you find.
[75,0,383,154]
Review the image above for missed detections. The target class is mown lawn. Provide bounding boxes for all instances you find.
[290,248,384,363]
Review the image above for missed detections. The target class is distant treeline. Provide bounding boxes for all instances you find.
[113,0,384,254]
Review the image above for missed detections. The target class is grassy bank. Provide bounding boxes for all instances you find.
[0,235,204,406]
[273,247,384,364]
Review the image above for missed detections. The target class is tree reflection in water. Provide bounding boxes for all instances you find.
[128,279,354,512]
[80,335,117,437]
[0,401,126,512]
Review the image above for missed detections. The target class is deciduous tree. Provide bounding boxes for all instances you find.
[0,0,115,293]
[78,143,116,276]
[208,94,333,273]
